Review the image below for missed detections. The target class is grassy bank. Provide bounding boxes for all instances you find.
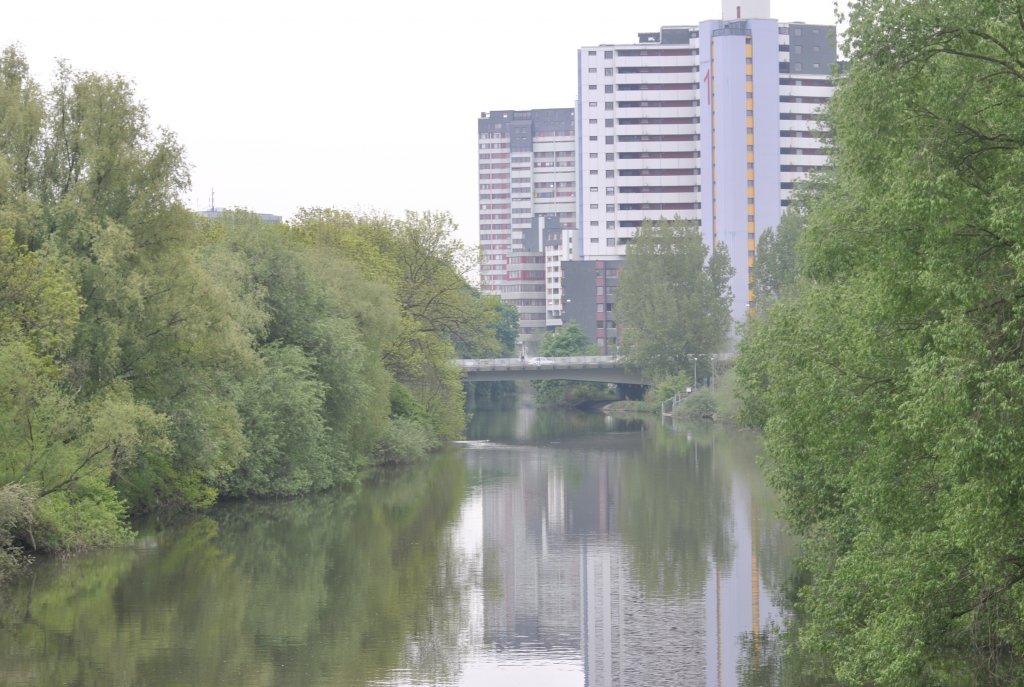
[605,366,742,424]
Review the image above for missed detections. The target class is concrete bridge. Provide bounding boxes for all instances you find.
[455,356,646,385]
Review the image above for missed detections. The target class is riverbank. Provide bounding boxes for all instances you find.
[604,367,743,424]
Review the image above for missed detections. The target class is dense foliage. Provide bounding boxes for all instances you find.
[737,1,1024,683]
[616,218,734,381]
[0,48,500,579]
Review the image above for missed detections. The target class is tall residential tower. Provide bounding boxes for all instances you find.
[479,1,836,350]
[478,109,577,344]
[567,0,835,346]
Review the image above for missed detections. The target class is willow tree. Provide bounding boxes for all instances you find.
[292,209,498,440]
[737,1,1024,683]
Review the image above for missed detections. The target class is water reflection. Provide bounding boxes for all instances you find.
[0,406,798,687]
[454,410,794,687]
[0,452,469,687]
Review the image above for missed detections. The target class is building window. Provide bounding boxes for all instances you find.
[606,170,614,178]
[590,135,598,141]
[606,204,614,212]
[605,118,613,127]
[604,50,613,58]
[589,152,598,158]
[589,50,597,55]
[606,187,615,195]
[590,203,599,209]
[589,67,597,73]
[604,68,613,75]
[606,136,614,144]
[605,102,614,110]
[606,153,614,161]
[607,238,616,246]
[589,118,598,124]
[590,221,599,226]
[605,85,613,93]
[606,221,615,228]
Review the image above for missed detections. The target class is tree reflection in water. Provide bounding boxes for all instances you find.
[0,408,818,687]
[0,451,469,687]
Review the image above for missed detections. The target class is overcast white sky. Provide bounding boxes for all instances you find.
[4,0,843,253]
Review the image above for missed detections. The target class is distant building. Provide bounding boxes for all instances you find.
[479,1,837,353]
[562,259,624,354]
[198,207,283,224]
[575,0,837,342]
[478,109,577,344]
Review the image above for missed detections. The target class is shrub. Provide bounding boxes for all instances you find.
[677,389,717,420]
[0,482,37,582]
[371,416,440,465]
[31,478,131,552]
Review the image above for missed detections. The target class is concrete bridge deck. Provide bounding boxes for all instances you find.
[455,356,645,385]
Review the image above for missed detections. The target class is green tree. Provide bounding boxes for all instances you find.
[0,228,81,357]
[737,1,1024,683]
[490,299,519,357]
[223,344,331,498]
[208,211,397,476]
[538,321,593,357]
[752,199,806,309]
[292,209,497,441]
[0,340,170,552]
[0,222,165,556]
[9,61,261,511]
[459,296,518,402]
[616,218,734,380]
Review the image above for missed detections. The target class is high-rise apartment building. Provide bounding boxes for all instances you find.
[478,109,577,344]
[568,0,836,346]
[479,1,835,351]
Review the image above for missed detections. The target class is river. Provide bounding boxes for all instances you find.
[0,401,802,686]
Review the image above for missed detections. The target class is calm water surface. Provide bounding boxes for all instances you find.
[0,401,799,686]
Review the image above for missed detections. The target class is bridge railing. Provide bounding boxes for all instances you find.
[454,355,626,371]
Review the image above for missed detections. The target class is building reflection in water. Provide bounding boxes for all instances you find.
[458,418,788,687]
